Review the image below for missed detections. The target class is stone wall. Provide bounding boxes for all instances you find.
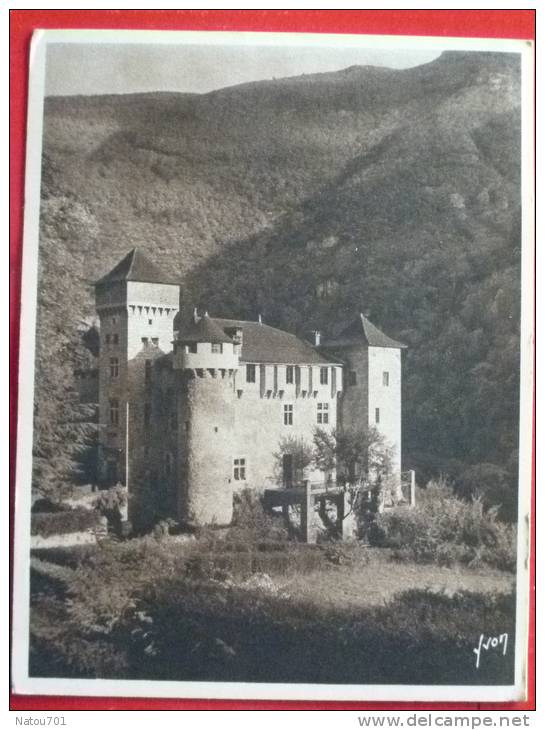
[231,363,340,491]
[126,281,179,359]
[336,344,369,434]
[177,370,236,526]
[367,346,402,476]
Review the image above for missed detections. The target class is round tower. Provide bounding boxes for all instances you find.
[174,312,238,526]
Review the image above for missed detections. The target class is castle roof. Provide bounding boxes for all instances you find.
[96,248,177,286]
[213,318,339,365]
[324,313,407,349]
[178,314,234,344]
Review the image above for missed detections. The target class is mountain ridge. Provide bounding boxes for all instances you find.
[36,51,522,513]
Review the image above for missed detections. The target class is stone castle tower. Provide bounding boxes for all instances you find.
[173,312,239,526]
[322,314,406,478]
[95,249,179,523]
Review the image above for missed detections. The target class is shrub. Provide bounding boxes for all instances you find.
[31,508,102,537]
[31,498,71,514]
[370,479,517,571]
[93,484,127,513]
[31,544,100,569]
[152,518,177,540]
[229,488,288,543]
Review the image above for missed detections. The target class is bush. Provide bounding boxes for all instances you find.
[370,479,517,571]
[229,488,288,543]
[31,498,71,514]
[31,508,102,537]
[31,544,100,569]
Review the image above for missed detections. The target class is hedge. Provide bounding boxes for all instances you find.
[31,508,102,538]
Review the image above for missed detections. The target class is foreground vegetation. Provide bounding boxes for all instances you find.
[371,480,517,572]
[29,537,516,685]
[29,487,517,685]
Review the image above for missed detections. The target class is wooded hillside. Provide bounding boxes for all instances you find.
[36,51,522,515]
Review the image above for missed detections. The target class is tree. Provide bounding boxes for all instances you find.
[32,183,99,502]
[313,426,393,485]
[274,436,314,485]
[313,426,394,521]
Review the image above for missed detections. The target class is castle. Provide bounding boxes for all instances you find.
[94,249,406,529]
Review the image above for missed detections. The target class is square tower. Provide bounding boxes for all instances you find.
[322,314,406,477]
[95,249,179,492]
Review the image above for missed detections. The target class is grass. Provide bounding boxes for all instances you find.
[279,547,514,611]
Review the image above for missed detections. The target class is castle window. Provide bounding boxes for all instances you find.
[151,337,159,347]
[317,403,329,424]
[246,364,256,383]
[145,359,152,385]
[233,458,246,481]
[320,367,329,385]
[148,319,153,325]
[286,366,294,384]
[109,399,119,426]
[141,337,149,347]
[349,371,357,386]
[211,343,223,354]
[383,371,390,387]
[112,334,119,345]
[144,402,151,427]
[111,316,117,325]
[109,357,119,378]
[283,404,294,426]
[105,334,111,345]
[375,408,380,424]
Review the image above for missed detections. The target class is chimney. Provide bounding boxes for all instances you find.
[313,330,321,347]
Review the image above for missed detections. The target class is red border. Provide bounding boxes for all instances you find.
[9,9,535,712]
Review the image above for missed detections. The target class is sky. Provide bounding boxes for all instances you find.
[44,41,441,96]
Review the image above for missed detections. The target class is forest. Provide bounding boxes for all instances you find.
[34,50,522,518]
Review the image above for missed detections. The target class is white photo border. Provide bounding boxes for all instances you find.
[11,28,535,702]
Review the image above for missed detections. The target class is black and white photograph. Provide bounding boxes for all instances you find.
[12,29,534,702]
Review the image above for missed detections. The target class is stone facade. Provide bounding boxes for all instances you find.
[95,250,406,529]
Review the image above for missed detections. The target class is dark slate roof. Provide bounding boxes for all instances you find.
[178,315,234,344]
[213,318,340,365]
[324,314,407,349]
[96,248,177,286]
